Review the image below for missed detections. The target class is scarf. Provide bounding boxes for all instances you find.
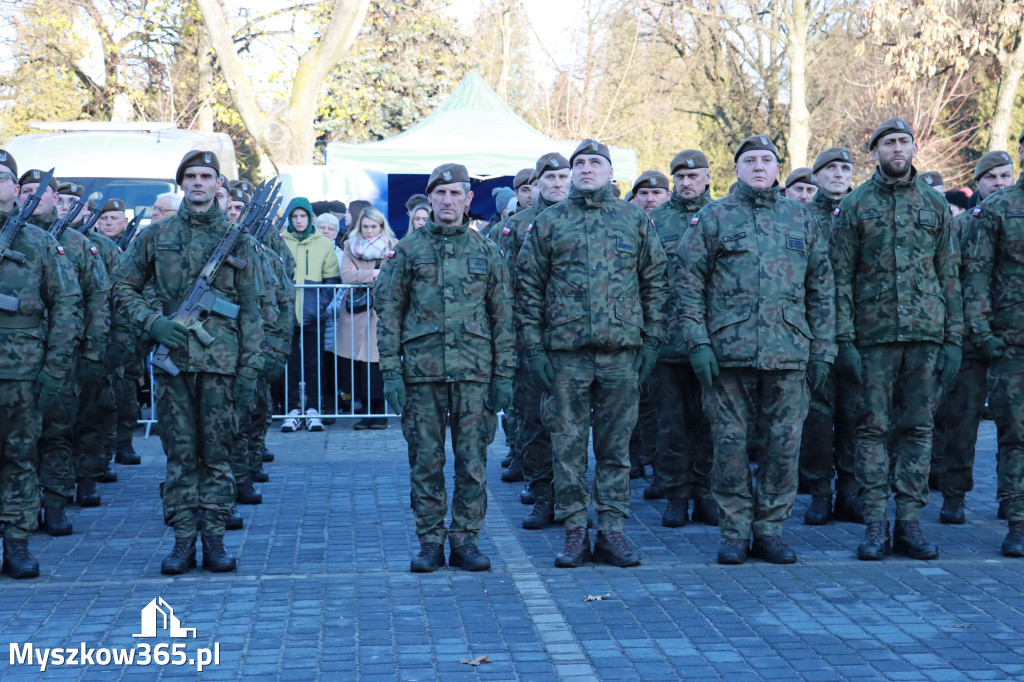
[351,233,390,260]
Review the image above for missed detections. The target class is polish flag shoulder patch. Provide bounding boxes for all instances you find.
[387,249,396,258]
[117,247,123,254]
[90,246,99,255]
[690,215,700,225]
[501,226,511,235]
[833,208,841,216]
[57,246,65,255]
[972,207,982,217]
[499,249,506,258]
[526,223,533,233]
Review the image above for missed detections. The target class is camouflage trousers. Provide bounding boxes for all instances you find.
[39,371,79,507]
[502,403,519,458]
[654,360,713,501]
[115,357,144,446]
[155,372,238,538]
[0,380,41,538]
[986,346,1024,522]
[515,360,553,502]
[402,381,495,548]
[799,364,858,497]
[932,358,987,498]
[543,349,638,532]
[628,377,657,469]
[75,371,115,481]
[705,368,809,540]
[231,377,272,480]
[231,388,256,482]
[854,342,941,523]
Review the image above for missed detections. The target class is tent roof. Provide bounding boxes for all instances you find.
[324,72,638,180]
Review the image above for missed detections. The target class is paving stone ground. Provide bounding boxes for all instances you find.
[1,417,1023,680]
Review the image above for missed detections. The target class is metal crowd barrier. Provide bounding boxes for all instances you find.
[139,283,395,436]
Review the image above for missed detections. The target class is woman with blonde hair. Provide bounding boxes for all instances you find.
[333,206,397,429]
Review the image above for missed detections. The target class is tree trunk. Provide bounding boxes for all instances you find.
[196,29,214,132]
[989,26,1024,153]
[786,0,810,169]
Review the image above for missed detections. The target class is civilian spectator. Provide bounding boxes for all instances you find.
[945,190,969,216]
[346,200,372,239]
[151,192,181,222]
[409,203,430,232]
[316,212,346,419]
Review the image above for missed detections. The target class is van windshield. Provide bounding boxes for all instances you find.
[63,178,176,218]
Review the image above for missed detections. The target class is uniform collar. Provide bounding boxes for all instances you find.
[670,187,711,212]
[735,179,779,208]
[871,165,918,192]
[179,200,227,229]
[569,182,614,209]
[426,217,469,237]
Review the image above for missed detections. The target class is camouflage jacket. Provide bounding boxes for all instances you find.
[649,189,712,361]
[32,210,111,363]
[0,206,83,381]
[806,190,843,244]
[831,167,963,347]
[962,176,1024,349]
[515,183,668,352]
[85,230,139,354]
[255,242,293,363]
[497,194,558,296]
[951,209,983,358]
[675,180,836,370]
[374,217,515,384]
[113,202,265,377]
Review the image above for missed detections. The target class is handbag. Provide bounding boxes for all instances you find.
[343,259,381,314]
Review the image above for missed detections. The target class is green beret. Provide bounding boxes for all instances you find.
[513,168,533,189]
[426,163,470,193]
[670,149,708,174]
[734,134,779,163]
[570,138,612,167]
[0,149,17,177]
[57,181,85,198]
[631,170,670,194]
[974,151,1014,181]
[228,179,255,194]
[527,170,538,185]
[812,147,853,174]
[784,167,814,189]
[176,150,220,186]
[18,169,57,193]
[100,198,126,215]
[919,171,943,188]
[868,117,913,149]
[535,152,570,179]
[624,190,634,202]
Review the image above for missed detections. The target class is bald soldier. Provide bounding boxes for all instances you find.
[784,168,817,205]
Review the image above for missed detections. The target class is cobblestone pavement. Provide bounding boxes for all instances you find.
[1,417,1022,681]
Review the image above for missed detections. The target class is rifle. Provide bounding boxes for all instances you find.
[150,180,275,376]
[116,209,146,251]
[76,198,103,236]
[48,195,87,243]
[0,168,55,313]
[254,195,283,242]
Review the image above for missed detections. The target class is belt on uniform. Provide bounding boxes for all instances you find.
[0,313,43,329]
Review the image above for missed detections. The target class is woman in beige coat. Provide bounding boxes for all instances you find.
[333,207,397,429]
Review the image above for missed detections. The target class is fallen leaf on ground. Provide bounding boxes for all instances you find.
[585,594,612,602]
[460,656,492,666]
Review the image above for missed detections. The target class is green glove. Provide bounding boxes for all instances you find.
[78,357,105,387]
[35,369,63,409]
[837,342,863,384]
[806,359,831,393]
[632,339,661,383]
[102,344,132,372]
[262,354,287,381]
[936,343,962,384]
[524,346,554,390]
[232,373,257,404]
[150,316,188,349]
[384,372,406,415]
[981,336,1008,359]
[689,344,719,388]
[487,377,514,414]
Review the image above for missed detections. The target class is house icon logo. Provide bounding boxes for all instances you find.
[133,597,197,639]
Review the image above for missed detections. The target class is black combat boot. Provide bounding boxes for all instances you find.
[857,521,891,561]
[519,483,535,505]
[235,478,263,505]
[629,457,645,479]
[999,503,1007,520]
[804,495,832,526]
[97,463,118,483]
[501,452,514,468]
[161,537,197,575]
[643,480,665,500]
[410,542,445,573]
[262,446,275,462]
[893,520,939,560]
[114,441,141,465]
[555,528,591,568]
[42,507,73,536]
[225,505,244,531]
[833,491,865,523]
[751,536,798,564]
[661,499,689,528]
[201,535,237,572]
[449,544,491,571]
[939,496,966,524]
[252,468,269,483]
[593,530,641,567]
[76,480,101,507]
[691,495,721,527]
[717,538,749,565]
[501,456,523,483]
[2,538,40,579]
[522,499,555,530]
[1002,521,1024,557]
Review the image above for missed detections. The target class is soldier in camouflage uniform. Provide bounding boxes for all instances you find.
[676,135,835,565]
[375,163,515,573]
[799,147,862,526]
[517,139,668,568]
[962,135,1024,557]
[832,118,963,561]
[114,150,265,575]
[499,152,569,530]
[0,149,83,578]
[783,168,817,205]
[932,152,1014,526]
[20,171,111,533]
[649,149,718,528]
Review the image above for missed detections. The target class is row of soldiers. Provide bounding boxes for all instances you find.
[380,115,1024,572]
[0,149,294,578]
